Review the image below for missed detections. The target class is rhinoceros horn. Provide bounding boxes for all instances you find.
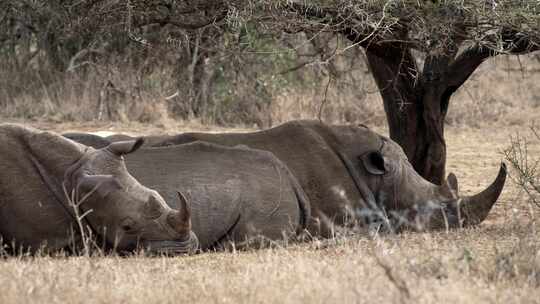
[166,191,192,235]
[459,163,507,226]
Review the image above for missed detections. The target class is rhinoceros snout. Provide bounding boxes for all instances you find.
[142,231,199,255]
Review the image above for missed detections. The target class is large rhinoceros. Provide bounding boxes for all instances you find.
[0,124,197,255]
[135,120,506,235]
[63,134,310,250]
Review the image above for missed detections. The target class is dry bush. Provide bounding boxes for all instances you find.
[2,46,539,129]
[504,124,540,208]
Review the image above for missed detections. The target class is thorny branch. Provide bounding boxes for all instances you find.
[504,129,540,208]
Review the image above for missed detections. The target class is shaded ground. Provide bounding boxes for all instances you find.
[0,121,539,304]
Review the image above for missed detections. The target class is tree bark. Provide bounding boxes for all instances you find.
[364,45,452,184]
[172,29,217,121]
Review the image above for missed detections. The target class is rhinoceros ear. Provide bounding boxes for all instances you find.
[106,138,145,156]
[446,173,458,193]
[76,174,122,198]
[360,151,387,175]
[439,173,459,199]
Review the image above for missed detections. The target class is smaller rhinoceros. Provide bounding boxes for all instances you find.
[0,124,197,255]
[64,133,310,250]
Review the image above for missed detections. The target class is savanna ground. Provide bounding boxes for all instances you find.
[1,56,540,304]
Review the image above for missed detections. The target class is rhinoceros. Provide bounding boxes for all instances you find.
[63,134,310,249]
[124,120,506,235]
[0,124,197,255]
[65,120,507,236]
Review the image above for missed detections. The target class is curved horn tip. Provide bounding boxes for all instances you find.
[460,162,508,226]
[166,192,192,235]
[176,191,192,221]
[495,162,508,184]
[176,191,189,208]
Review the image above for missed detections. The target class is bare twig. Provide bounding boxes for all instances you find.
[504,131,540,208]
[317,75,332,122]
[62,181,101,257]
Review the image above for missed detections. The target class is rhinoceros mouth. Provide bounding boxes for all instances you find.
[141,231,199,255]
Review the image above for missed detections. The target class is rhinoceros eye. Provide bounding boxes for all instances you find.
[120,218,140,234]
[360,151,387,175]
[143,195,163,220]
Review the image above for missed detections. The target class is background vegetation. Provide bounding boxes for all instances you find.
[1,1,538,127]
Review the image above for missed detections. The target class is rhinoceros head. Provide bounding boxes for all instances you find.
[65,139,198,254]
[334,125,506,231]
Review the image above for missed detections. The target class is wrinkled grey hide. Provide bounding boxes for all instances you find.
[64,134,310,250]
[0,125,196,255]
[65,120,506,236]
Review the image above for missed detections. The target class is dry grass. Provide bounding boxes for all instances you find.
[0,225,539,304]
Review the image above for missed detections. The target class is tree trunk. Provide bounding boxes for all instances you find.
[365,46,450,185]
[191,55,216,121]
[172,30,216,121]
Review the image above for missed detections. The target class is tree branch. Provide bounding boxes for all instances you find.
[283,2,336,22]
[137,9,228,30]
[448,30,540,89]
[163,15,226,30]
[283,1,384,48]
